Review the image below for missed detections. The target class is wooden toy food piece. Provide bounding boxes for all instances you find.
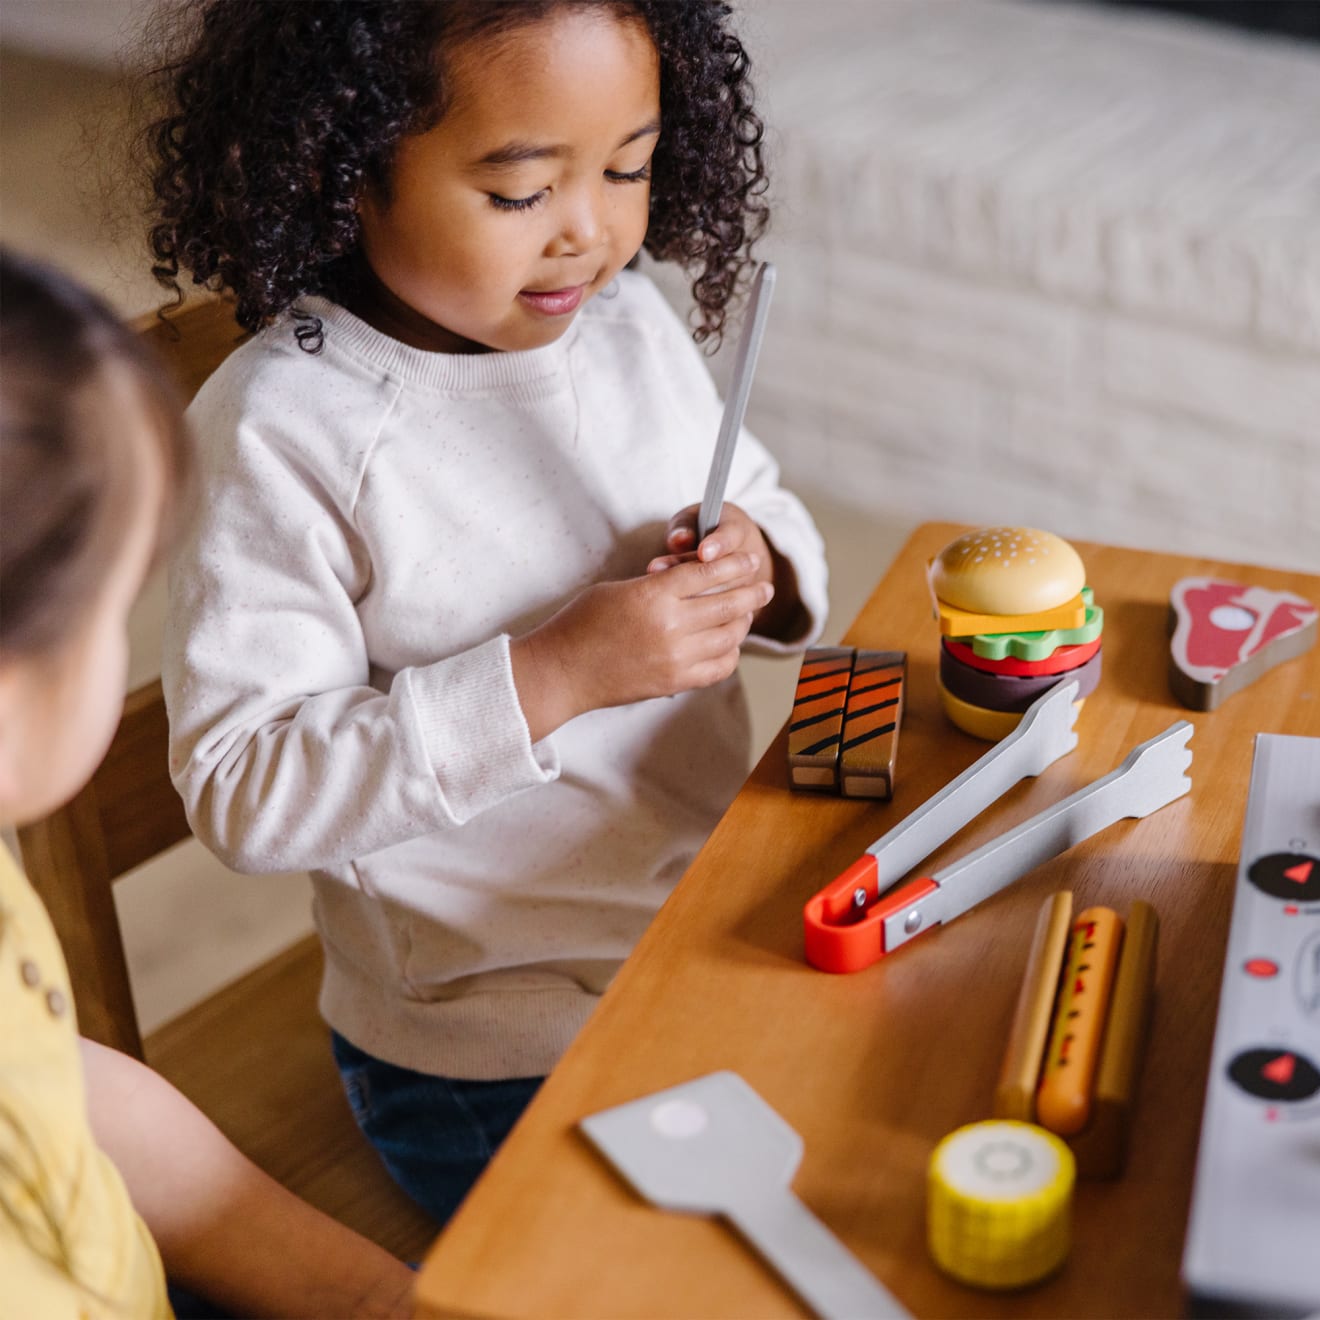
[1037,907,1125,1137]
[1168,577,1318,710]
[931,528,1086,616]
[931,528,1087,637]
[994,892,1160,1179]
[936,678,1087,742]
[939,643,1102,713]
[838,650,906,799]
[936,593,1087,639]
[1067,901,1158,1179]
[995,892,1075,1122]
[945,634,1102,678]
[930,528,1102,742]
[958,589,1103,662]
[789,648,908,798]
[788,647,853,790]
[927,1120,1074,1290]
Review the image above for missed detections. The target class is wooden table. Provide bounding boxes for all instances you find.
[416,523,1319,1319]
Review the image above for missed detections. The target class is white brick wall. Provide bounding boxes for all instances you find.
[738,247,1319,569]
[1098,320,1319,442]
[668,0,1320,573]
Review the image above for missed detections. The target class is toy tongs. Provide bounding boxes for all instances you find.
[803,682,1193,973]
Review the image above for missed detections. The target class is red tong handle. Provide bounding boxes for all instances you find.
[802,856,938,973]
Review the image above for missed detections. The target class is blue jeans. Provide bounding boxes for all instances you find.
[331,1031,542,1227]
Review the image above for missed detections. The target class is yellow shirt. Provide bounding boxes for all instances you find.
[0,842,172,1319]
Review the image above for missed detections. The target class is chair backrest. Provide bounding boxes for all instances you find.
[16,297,245,1059]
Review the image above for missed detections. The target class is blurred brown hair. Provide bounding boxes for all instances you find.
[0,249,192,658]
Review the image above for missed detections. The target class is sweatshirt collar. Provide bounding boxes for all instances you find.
[296,296,578,393]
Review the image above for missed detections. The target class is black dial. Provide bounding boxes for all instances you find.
[1226,1048,1320,1103]
[1246,853,1320,903]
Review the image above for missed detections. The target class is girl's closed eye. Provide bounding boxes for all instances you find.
[605,163,651,184]
[489,161,650,214]
[488,189,547,213]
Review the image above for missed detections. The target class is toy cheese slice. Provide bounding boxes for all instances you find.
[958,590,1104,661]
[937,592,1088,639]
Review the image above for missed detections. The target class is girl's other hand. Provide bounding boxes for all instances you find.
[647,501,807,645]
[510,551,773,741]
[645,501,770,581]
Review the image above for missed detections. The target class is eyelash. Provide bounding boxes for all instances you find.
[488,192,545,213]
[487,165,651,213]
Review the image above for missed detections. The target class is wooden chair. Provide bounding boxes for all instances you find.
[15,298,437,1262]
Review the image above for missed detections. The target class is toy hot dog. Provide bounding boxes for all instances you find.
[1036,907,1124,1137]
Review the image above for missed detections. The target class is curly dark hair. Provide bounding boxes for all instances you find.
[145,0,769,352]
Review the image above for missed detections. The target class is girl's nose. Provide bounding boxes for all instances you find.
[547,185,605,257]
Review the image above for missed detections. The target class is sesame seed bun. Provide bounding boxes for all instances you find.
[931,528,1085,616]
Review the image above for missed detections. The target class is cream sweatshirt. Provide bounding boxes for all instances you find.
[163,271,827,1078]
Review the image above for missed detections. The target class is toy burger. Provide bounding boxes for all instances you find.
[930,527,1103,740]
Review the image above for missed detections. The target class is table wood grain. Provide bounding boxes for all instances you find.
[415,522,1320,1319]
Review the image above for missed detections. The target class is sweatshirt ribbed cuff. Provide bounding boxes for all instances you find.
[405,635,558,822]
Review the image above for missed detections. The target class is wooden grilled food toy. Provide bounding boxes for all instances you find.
[994,891,1160,1179]
[788,647,906,799]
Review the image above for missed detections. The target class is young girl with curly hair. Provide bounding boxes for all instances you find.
[148,0,828,1225]
[0,249,416,1318]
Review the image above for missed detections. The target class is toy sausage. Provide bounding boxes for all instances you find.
[1037,907,1124,1137]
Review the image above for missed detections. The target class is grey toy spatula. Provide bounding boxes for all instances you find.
[580,1071,910,1319]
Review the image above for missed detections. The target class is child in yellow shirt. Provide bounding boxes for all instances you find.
[0,248,415,1318]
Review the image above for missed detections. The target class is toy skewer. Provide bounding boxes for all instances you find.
[696,261,776,541]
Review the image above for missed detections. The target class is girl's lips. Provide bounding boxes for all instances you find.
[518,284,585,316]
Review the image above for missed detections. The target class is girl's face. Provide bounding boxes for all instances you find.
[0,373,165,828]
[357,5,660,354]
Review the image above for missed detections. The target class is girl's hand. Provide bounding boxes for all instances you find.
[645,502,772,583]
[647,502,808,645]
[510,551,772,741]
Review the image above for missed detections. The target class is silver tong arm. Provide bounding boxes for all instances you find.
[866,680,1081,891]
[882,720,1194,951]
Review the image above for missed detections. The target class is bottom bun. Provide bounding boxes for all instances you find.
[939,678,1086,742]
